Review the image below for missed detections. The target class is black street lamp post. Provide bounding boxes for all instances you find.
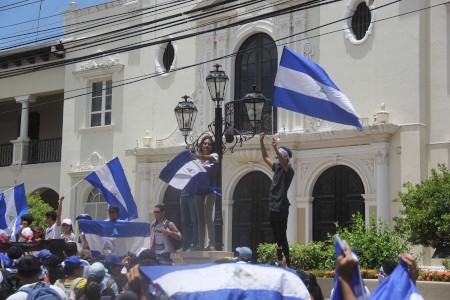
[174,63,267,251]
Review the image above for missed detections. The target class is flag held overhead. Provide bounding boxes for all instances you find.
[84,157,138,221]
[273,46,363,129]
[159,150,210,194]
[0,183,28,234]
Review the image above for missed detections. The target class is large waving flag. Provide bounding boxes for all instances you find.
[273,46,362,129]
[331,236,368,300]
[78,220,150,256]
[370,260,423,300]
[85,157,138,221]
[159,150,210,194]
[140,263,311,299]
[0,183,28,234]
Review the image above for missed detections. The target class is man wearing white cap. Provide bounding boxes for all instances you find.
[260,132,294,267]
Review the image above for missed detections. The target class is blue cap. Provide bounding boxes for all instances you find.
[236,247,252,261]
[104,254,125,268]
[64,255,89,269]
[76,214,92,221]
[35,249,52,260]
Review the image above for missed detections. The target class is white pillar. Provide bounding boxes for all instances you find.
[287,159,297,243]
[137,164,150,222]
[15,95,36,141]
[374,143,390,222]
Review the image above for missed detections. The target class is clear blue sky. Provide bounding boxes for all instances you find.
[0,0,111,50]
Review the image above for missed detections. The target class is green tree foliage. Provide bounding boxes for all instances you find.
[393,164,450,248]
[257,214,409,270]
[26,193,53,230]
[335,213,410,270]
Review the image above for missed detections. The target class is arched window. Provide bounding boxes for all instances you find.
[85,189,107,220]
[234,33,277,134]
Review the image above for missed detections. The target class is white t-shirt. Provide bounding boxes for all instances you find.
[6,282,67,300]
[45,222,62,240]
[17,227,33,242]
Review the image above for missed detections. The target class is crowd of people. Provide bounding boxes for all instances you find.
[0,133,422,299]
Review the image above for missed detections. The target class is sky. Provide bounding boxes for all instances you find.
[0,0,112,50]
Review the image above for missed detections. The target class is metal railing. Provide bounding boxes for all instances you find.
[28,138,62,164]
[0,143,13,167]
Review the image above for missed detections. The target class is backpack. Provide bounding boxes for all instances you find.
[18,281,63,300]
[0,269,23,300]
[55,278,83,300]
[162,219,182,251]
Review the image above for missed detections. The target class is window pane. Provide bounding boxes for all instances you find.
[92,82,103,97]
[105,95,112,110]
[91,114,101,127]
[105,112,111,125]
[106,80,112,94]
[92,97,102,112]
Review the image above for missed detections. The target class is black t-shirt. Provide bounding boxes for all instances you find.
[269,163,295,212]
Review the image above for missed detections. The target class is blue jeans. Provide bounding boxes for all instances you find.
[180,194,198,250]
[195,192,215,248]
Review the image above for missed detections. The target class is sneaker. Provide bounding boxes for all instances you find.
[189,245,201,251]
[204,245,215,251]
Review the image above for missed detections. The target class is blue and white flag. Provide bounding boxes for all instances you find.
[370,260,423,300]
[0,183,28,234]
[159,150,210,194]
[331,239,367,300]
[140,263,311,300]
[85,157,138,221]
[273,46,363,129]
[78,220,150,256]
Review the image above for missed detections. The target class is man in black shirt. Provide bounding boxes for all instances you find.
[259,132,294,267]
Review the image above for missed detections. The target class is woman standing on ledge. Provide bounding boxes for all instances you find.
[193,136,219,251]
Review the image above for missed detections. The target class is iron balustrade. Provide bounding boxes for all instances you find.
[28,138,62,164]
[0,143,13,167]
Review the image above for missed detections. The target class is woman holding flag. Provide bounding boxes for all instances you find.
[193,136,219,251]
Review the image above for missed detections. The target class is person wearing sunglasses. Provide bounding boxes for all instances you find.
[149,204,182,265]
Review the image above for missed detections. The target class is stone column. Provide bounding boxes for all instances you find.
[373,143,390,222]
[11,95,36,164]
[137,164,150,222]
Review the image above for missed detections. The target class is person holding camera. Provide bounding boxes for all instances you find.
[149,204,182,265]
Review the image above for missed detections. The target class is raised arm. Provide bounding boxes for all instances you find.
[56,196,63,226]
[272,139,290,172]
[260,132,273,168]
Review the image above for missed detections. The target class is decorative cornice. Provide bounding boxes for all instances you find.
[232,149,262,164]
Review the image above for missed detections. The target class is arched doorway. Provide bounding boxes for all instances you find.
[162,186,182,234]
[232,171,272,260]
[312,165,365,241]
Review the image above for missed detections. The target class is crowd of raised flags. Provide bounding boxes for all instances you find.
[1,48,426,299]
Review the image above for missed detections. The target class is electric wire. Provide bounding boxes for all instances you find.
[0,0,446,116]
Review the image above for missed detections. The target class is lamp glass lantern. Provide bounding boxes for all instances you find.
[174,95,197,138]
[206,63,229,103]
[243,86,266,128]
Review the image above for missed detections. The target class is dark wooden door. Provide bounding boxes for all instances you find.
[162,186,182,231]
[312,165,365,241]
[232,171,272,260]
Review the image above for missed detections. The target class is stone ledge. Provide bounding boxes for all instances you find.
[172,251,234,265]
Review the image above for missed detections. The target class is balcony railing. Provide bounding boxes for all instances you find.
[28,138,62,164]
[0,143,13,167]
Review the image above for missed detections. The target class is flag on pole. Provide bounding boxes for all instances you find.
[78,220,150,256]
[159,150,210,194]
[0,183,28,234]
[369,260,423,300]
[331,237,368,300]
[273,46,363,129]
[84,157,138,221]
[139,263,311,300]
